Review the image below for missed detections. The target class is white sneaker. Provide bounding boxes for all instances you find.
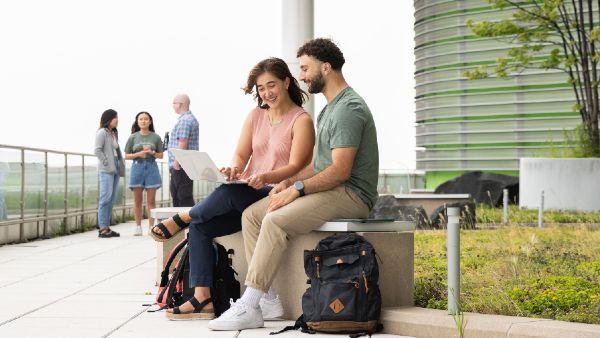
[133,226,142,236]
[260,295,284,320]
[208,299,263,331]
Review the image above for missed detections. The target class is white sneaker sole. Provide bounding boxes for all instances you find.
[208,319,264,331]
[260,298,284,320]
[263,309,284,320]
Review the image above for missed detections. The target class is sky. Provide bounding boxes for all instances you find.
[0,0,416,170]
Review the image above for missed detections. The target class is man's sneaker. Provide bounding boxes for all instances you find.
[133,226,142,236]
[208,299,263,331]
[259,296,284,320]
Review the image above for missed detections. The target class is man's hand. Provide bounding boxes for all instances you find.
[173,160,182,170]
[267,186,300,212]
[269,180,290,196]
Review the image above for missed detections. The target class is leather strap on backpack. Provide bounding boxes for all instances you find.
[270,315,315,335]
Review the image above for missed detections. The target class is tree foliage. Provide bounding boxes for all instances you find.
[464,0,600,156]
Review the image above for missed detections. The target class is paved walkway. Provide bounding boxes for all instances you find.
[0,221,408,338]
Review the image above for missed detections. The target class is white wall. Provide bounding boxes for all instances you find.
[520,158,600,212]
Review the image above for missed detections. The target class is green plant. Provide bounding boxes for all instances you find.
[50,221,67,237]
[476,203,600,224]
[414,226,600,324]
[576,259,600,281]
[464,0,600,156]
[549,124,598,158]
[451,289,466,338]
[508,276,599,321]
[414,273,447,309]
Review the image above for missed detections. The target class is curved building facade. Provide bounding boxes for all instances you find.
[414,0,582,188]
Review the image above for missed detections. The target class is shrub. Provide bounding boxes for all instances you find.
[508,276,600,323]
[414,273,447,310]
[577,259,600,281]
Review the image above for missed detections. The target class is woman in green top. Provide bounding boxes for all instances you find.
[124,111,164,236]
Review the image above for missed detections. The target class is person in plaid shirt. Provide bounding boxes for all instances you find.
[168,94,199,206]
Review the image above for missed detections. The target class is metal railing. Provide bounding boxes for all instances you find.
[0,144,216,243]
[378,169,426,194]
[0,144,427,243]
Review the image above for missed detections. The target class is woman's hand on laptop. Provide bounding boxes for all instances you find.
[220,167,241,181]
[247,174,267,189]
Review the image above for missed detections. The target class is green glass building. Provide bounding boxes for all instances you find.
[414,0,582,188]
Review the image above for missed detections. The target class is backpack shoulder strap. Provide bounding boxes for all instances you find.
[159,238,188,286]
[348,323,384,338]
[269,315,315,335]
[165,247,189,308]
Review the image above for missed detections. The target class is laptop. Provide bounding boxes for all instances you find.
[170,149,247,184]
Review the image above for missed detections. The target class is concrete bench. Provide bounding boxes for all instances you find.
[391,193,471,216]
[150,207,415,320]
[408,188,434,194]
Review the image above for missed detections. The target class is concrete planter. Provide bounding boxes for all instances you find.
[519,158,600,212]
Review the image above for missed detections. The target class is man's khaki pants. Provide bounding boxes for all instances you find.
[241,185,369,292]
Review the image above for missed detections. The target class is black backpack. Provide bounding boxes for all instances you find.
[154,237,240,316]
[211,240,241,316]
[273,233,382,337]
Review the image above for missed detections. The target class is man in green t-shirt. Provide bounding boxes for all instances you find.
[209,38,379,331]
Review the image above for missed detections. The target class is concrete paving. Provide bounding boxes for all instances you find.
[0,221,411,338]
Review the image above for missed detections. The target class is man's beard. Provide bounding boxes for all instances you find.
[307,72,325,94]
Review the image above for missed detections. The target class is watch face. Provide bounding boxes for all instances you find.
[294,181,304,190]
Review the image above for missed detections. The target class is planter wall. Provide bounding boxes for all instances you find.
[520,158,600,212]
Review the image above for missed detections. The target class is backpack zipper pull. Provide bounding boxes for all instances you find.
[362,270,369,294]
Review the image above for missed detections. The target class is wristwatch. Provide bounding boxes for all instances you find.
[293,181,305,197]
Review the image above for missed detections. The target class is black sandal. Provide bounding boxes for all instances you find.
[98,228,120,238]
[166,297,215,320]
[150,214,189,242]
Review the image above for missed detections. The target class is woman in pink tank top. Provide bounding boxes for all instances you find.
[150,58,315,320]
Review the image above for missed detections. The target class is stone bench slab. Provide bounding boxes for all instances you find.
[151,207,415,319]
[150,207,415,232]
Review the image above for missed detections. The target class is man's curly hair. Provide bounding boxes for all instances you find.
[296,38,345,70]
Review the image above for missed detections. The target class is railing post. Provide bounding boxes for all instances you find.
[81,155,85,229]
[503,188,509,225]
[64,153,68,233]
[42,152,49,238]
[97,168,100,225]
[159,162,164,206]
[538,190,544,228]
[121,163,126,222]
[447,206,460,315]
[19,149,26,243]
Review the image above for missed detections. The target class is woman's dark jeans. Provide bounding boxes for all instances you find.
[187,184,271,287]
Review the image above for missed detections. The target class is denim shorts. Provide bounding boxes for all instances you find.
[128,159,162,190]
